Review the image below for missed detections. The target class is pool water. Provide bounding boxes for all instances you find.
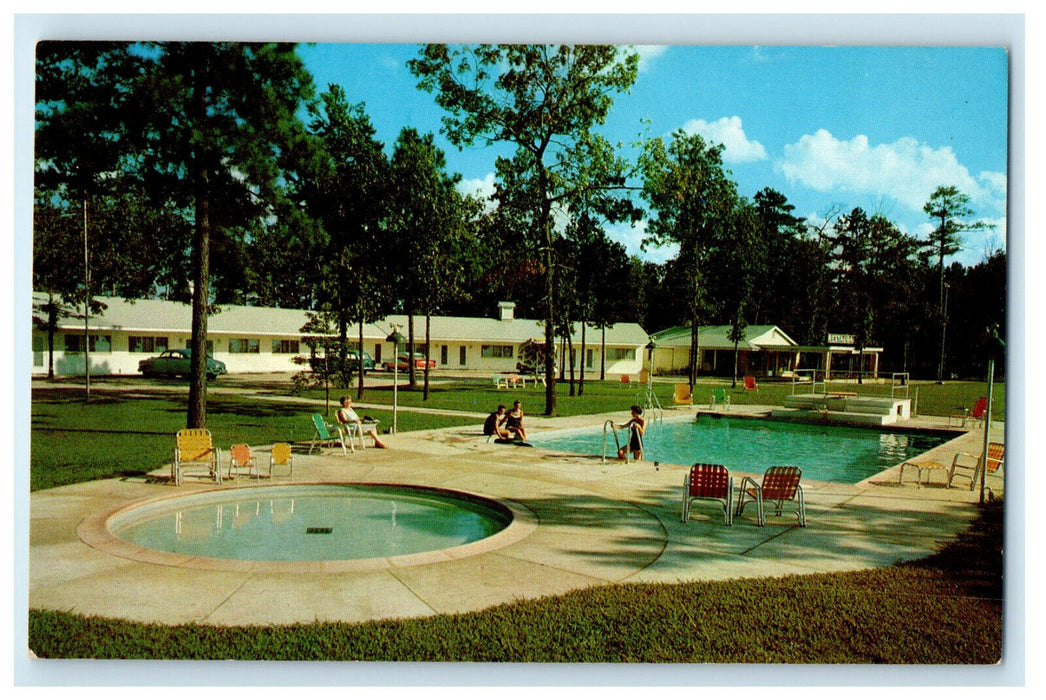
[110,484,512,562]
[531,416,950,484]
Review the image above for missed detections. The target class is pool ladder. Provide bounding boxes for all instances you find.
[602,420,644,464]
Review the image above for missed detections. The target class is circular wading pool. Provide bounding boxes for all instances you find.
[84,483,535,573]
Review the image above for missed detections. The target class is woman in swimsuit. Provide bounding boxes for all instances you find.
[616,404,646,461]
[504,400,526,441]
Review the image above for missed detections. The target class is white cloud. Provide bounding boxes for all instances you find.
[606,219,679,264]
[680,116,767,164]
[978,171,1008,206]
[632,45,668,73]
[777,129,994,214]
[456,172,498,208]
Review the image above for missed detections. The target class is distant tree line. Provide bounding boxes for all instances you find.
[33,41,1005,424]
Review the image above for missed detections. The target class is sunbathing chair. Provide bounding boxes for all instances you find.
[227,443,259,481]
[710,387,730,410]
[309,413,348,456]
[340,417,379,452]
[736,466,806,527]
[968,397,989,428]
[269,442,294,479]
[682,463,733,525]
[948,442,1004,491]
[172,428,221,486]
[743,375,759,391]
[673,383,693,405]
[493,374,508,389]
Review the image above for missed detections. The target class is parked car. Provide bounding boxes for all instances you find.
[138,348,227,380]
[347,350,376,373]
[382,353,437,372]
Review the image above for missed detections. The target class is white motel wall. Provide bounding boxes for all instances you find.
[30,294,650,378]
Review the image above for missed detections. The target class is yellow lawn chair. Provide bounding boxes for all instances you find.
[172,429,221,486]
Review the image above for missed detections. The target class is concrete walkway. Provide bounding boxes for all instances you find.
[28,403,1005,627]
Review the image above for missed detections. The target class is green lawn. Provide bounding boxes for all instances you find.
[28,499,1003,662]
[30,376,1004,491]
[29,387,472,491]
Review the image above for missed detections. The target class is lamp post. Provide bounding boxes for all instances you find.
[937,282,950,384]
[386,328,405,434]
[979,325,1005,504]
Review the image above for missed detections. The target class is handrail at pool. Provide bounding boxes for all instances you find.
[603,420,644,464]
[602,420,619,464]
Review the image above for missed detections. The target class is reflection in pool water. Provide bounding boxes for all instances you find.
[111,484,511,562]
[530,416,949,484]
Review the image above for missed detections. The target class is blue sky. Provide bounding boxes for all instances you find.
[299,43,1008,268]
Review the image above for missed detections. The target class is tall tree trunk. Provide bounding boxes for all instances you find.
[542,201,556,416]
[600,325,606,381]
[578,319,586,396]
[423,314,431,401]
[567,329,575,397]
[356,320,366,400]
[46,294,56,380]
[82,197,91,401]
[408,313,417,389]
[186,56,210,429]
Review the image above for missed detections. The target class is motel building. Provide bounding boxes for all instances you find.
[646,325,883,381]
[30,294,650,380]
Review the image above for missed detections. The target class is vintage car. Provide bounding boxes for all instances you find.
[382,353,437,372]
[347,350,376,373]
[138,348,227,380]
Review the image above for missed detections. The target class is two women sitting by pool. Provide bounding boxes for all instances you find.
[484,400,527,443]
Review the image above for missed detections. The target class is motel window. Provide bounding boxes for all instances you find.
[64,334,111,353]
[606,347,636,362]
[459,346,467,366]
[586,348,594,369]
[481,344,513,359]
[229,338,260,354]
[184,340,215,354]
[441,345,449,365]
[129,336,168,353]
[272,339,300,354]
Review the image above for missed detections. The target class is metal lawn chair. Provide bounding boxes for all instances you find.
[710,387,730,410]
[309,413,347,455]
[736,466,806,527]
[948,442,1004,491]
[227,443,260,481]
[269,442,294,479]
[172,428,221,486]
[682,463,734,525]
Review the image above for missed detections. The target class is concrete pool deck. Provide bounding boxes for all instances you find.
[28,405,1005,628]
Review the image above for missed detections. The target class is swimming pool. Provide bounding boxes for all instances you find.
[108,484,514,563]
[530,416,950,484]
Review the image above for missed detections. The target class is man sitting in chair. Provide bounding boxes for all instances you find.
[336,396,387,449]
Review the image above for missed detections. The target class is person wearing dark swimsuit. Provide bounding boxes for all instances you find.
[616,404,646,461]
[483,404,509,439]
[504,400,526,441]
